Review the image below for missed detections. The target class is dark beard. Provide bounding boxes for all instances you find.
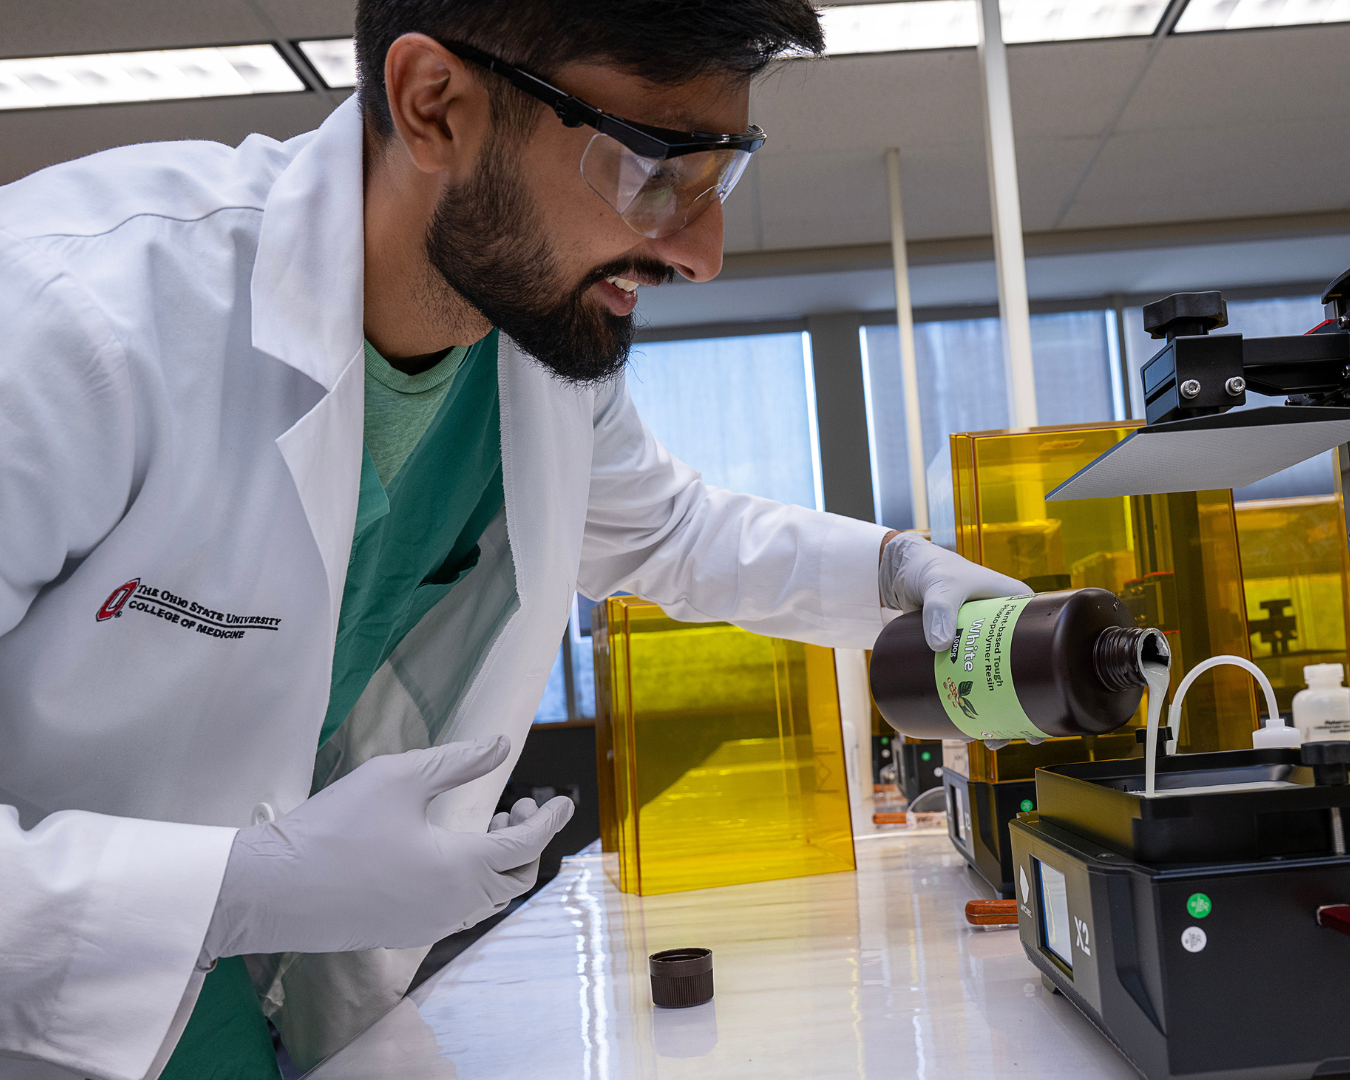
[423,140,669,385]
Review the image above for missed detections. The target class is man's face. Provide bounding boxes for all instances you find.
[424,63,748,384]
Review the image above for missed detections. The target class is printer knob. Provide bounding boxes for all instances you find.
[1301,740,1350,786]
[1143,291,1228,341]
[1323,266,1350,323]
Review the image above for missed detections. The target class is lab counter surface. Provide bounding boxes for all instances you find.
[305,823,1140,1080]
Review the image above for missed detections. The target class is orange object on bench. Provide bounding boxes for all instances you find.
[965,899,1019,926]
[872,811,907,825]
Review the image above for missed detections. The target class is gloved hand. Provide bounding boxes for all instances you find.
[199,737,573,962]
[878,532,1030,652]
[486,794,547,896]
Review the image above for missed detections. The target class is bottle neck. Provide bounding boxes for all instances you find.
[1094,626,1170,692]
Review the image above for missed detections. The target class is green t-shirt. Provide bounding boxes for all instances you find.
[363,339,469,486]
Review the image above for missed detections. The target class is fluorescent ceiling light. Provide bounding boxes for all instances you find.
[1002,0,1171,41]
[822,2,978,53]
[0,45,303,111]
[821,1,1170,54]
[1174,0,1350,32]
[297,38,357,89]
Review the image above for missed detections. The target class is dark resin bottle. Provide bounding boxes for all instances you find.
[869,588,1170,742]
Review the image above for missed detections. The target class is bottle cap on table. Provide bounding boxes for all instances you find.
[649,948,713,1008]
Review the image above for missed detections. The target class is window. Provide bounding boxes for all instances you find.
[533,597,600,724]
[863,311,1120,529]
[535,331,824,723]
[1029,312,1120,427]
[532,643,570,723]
[624,332,823,510]
[1122,294,1334,501]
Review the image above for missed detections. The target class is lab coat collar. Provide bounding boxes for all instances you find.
[255,96,368,634]
[251,96,365,389]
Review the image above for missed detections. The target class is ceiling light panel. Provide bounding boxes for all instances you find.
[822,2,978,54]
[297,38,357,89]
[821,0,1169,54]
[1174,0,1350,32]
[1001,0,1171,41]
[0,45,304,111]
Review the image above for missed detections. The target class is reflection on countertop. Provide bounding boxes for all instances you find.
[306,830,1137,1079]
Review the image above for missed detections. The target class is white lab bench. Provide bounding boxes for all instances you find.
[306,826,1138,1079]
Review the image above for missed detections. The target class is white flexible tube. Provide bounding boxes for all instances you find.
[1146,655,1282,797]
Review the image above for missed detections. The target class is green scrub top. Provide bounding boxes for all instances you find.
[157,330,504,1079]
[154,957,281,1080]
[321,327,504,748]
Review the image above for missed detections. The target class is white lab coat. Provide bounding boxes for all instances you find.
[0,97,890,1080]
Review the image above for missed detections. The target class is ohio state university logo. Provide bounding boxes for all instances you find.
[96,578,140,622]
[94,577,281,640]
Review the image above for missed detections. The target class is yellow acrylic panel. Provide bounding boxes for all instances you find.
[1235,495,1350,712]
[593,596,855,896]
[945,421,1256,774]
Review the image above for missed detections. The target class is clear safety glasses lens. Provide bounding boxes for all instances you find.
[580,133,753,239]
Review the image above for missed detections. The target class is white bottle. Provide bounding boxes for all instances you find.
[1293,664,1350,742]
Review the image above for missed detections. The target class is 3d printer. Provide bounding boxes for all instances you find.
[1006,267,1350,1080]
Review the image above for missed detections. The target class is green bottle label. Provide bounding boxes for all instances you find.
[933,595,1046,741]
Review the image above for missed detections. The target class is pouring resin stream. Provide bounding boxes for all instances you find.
[1141,659,1172,794]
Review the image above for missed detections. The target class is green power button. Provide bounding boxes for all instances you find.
[921,751,932,762]
[1019,799,1034,813]
[1187,893,1212,918]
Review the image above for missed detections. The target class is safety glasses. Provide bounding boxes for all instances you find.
[443,40,766,239]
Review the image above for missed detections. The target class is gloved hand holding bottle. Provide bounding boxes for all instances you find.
[878,531,1030,652]
[199,736,572,963]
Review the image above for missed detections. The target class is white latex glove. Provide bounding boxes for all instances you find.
[199,737,573,961]
[878,532,1030,652]
[487,794,546,891]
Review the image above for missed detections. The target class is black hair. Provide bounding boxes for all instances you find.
[354,0,824,138]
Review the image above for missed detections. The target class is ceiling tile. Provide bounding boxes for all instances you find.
[1059,116,1350,230]
[750,50,983,155]
[250,0,355,39]
[0,1,267,57]
[1004,37,1149,138]
[0,92,341,185]
[1117,22,1350,131]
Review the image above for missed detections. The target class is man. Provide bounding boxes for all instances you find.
[0,3,1024,1078]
